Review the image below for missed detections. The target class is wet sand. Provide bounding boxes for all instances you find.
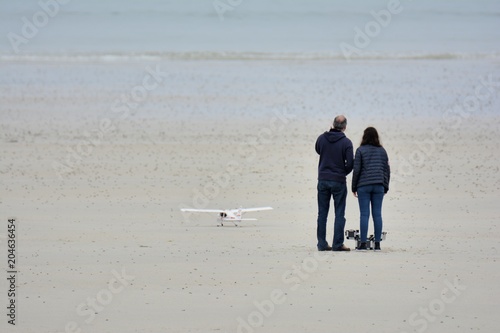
[0,58,499,332]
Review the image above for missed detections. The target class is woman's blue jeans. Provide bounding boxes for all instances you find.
[357,184,385,242]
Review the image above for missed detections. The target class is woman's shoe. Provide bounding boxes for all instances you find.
[374,242,381,251]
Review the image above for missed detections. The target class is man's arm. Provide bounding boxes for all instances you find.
[315,136,321,155]
[351,148,361,193]
[344,141,354,174]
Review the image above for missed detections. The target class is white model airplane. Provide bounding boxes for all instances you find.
[180,207,273,226]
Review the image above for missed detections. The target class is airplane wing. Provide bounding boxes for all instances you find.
[239,207,273,212]
[180,208,224,213]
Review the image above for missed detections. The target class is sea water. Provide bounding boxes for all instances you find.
[1,0,499,128]
[1,0,499,58]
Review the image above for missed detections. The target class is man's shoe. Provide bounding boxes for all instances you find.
[333,244,350,252]
[318,245,332,251]
[356,242,367,251]
[374,242,381,251]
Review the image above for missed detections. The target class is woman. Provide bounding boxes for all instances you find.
[352,127,390,251]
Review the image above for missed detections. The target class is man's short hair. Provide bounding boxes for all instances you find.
[333,116,347,130]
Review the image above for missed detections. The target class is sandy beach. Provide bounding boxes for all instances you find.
[0,56,499,332]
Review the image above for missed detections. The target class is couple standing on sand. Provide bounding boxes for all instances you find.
[315,115,390,251]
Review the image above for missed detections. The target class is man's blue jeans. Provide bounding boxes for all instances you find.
[317,180,347,250]
[357,184,385,242]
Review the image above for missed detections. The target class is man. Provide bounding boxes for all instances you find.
[315,115,353,251]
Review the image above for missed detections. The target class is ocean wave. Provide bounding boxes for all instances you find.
[1,51,499,62]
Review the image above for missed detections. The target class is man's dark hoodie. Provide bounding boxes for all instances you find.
[315,129,354,182]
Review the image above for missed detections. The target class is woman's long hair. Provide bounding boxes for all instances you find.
[360,127,382,147]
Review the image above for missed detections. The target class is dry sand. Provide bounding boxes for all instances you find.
[0,58,499,332]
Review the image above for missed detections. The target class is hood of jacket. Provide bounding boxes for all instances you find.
[323,129,346,143]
